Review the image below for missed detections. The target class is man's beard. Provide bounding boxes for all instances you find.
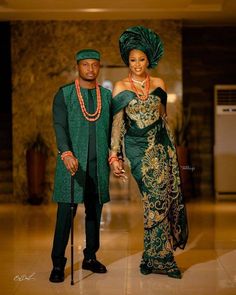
[80,75,97,82]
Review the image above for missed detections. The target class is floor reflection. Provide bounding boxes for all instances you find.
[0,199,235,294]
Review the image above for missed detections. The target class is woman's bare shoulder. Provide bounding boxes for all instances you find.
[150,76,166,91]
[112,79,129,96]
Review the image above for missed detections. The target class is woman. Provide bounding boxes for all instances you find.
[109,26,188,279]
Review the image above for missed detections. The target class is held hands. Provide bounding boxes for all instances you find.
[109,155,128,182]
[61,151,79,176]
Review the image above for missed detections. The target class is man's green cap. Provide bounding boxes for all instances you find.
[76,49,100,62]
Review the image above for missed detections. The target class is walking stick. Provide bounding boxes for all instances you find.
[70,175,74,285]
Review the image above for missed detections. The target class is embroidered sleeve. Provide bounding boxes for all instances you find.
[110,109,125,154]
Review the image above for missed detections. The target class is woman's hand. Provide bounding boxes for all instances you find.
[63,155,79,176]
[111,160,128,182]
[112,160,123,177]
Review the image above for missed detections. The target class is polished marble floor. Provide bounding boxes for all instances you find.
[0,198,236,295]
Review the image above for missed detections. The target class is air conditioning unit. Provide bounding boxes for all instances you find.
[214,85,236,200]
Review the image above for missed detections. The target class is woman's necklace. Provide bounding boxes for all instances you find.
[131,77,147,88]
[75,78,102,121]
[129,72,150,101]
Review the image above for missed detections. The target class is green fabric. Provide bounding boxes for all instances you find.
[112,89,188,272]
[112,88,167,116]
[87,88,98,190]
[140,217,179,272]
[51,192,103,263]
[52,82,112,204]
[112,90,136,115]
[53,87,71,153]
[51,203,77,266]
[76,49,100,61]
[119,26,164,69]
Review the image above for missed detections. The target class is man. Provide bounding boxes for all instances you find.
[49,49,112,283]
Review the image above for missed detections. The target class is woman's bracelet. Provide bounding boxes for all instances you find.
[61,151,73,161]
[108,155,119,165]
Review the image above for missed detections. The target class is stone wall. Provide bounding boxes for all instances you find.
[11,20,182,202]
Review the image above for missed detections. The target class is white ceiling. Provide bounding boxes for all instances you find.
[0,0,235,25]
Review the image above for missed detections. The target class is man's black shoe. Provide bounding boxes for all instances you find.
[49,267,65,283]
[82,259,107,273]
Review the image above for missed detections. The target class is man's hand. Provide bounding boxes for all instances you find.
[63,155,79,176]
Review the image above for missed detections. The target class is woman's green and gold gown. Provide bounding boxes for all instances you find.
[111,87,188,273]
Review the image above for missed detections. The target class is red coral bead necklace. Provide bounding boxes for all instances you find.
[75,78,101,122]
[129,72,150,101]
